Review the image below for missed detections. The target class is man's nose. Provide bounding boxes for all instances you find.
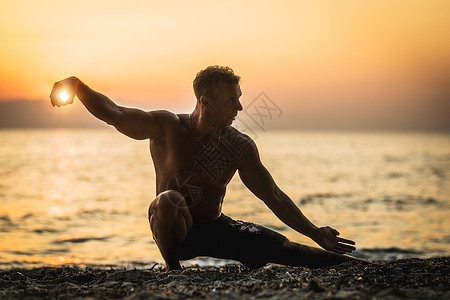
[236,100,243,111]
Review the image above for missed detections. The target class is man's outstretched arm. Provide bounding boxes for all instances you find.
[238,139,356,255]
[49,76,165,140]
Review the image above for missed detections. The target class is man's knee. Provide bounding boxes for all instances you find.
[148,190,193,242]
[150,190,186,215]
[148,190,193,227]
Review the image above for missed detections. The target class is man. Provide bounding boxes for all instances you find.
[50,66,358,270]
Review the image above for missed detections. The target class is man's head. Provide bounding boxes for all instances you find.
[193,65,241,101]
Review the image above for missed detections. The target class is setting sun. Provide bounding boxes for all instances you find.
[59,91,69,102]
[0,0,449,130]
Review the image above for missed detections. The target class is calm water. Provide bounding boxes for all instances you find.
[1,129,449,269]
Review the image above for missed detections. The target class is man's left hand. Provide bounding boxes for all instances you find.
[313,226,356,254]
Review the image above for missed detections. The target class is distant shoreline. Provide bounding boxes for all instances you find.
[1,99,450,131]
[1,257,448,299]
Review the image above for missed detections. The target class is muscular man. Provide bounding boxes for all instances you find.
[50,66,358,270]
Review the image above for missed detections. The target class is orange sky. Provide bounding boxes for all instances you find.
[1,0,449,128]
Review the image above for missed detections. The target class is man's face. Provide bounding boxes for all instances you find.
[207,82,243,126]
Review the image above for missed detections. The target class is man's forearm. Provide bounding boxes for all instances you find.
[266,188,319,239]
[73,77,121,125]
[268,188,357,254]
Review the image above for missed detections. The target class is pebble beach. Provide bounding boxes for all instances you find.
[1,257,448,299]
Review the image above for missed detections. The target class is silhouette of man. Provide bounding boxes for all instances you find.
[50,66,358,270]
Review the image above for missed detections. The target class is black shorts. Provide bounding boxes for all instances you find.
[178,214,286,269]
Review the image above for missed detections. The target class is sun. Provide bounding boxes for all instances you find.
[59,91,69,102]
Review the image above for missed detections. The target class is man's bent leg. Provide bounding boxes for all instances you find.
[148,190,193,270]
[271,239,362,268]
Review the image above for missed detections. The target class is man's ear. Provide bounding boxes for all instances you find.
[200,95,210,108]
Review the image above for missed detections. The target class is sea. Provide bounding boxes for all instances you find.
[1,129,449,269]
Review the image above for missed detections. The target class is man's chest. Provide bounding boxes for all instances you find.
[153,127,249,185]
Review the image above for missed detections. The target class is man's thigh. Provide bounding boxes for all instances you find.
[179,214,286,268]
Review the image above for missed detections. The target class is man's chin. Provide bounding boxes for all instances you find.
[221,117,236,127]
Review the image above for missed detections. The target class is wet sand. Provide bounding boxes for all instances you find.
[0,257,448,299]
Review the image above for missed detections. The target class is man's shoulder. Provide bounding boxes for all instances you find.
[221,126,256,156]
[151,109,178,119]
[144,111,186,138]
[148,110,184,126]
[223,126,254,142]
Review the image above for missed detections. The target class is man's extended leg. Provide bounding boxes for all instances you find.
[271,239,363,268]
[148,190,193,270]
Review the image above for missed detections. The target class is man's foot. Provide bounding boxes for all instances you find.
[166,262,183,271]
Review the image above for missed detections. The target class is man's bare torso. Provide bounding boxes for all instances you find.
[49,73,358,270]
[149,112,251,223]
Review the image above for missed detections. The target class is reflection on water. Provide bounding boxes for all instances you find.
[0,129,449,268]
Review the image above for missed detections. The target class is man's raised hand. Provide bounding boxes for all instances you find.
[49,76,79,107]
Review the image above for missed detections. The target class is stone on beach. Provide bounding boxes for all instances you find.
[0,257,448,299]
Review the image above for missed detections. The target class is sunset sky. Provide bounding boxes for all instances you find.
[1,0,449,129]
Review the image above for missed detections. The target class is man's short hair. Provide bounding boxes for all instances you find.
[193,65,241,100]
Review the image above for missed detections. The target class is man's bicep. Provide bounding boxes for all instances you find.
[114,107,167,140]
[238,142,276,201]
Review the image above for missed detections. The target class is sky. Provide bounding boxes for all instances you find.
[1,0,449,129]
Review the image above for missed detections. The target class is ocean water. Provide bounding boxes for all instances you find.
[0,129,449,269]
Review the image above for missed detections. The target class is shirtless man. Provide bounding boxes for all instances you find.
[50,66,358,270]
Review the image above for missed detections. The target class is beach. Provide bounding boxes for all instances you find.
[1,257,448,299]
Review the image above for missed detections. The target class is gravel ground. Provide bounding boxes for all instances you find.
[0,257,448,299]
